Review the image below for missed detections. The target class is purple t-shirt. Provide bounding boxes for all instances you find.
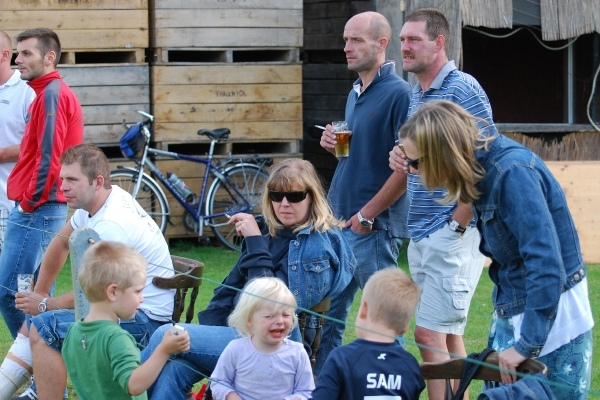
[210,337,314,400]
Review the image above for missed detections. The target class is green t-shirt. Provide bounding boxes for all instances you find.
[62,320,147,400]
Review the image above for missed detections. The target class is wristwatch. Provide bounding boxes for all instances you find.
[448,219,466,234]
[357,211,374,228]
[38,298,48,313]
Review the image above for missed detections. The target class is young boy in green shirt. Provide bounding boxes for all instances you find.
[62,241,190,400]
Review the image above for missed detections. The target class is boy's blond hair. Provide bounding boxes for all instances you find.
[78,241,147,302]
[227,277,298,337]
[362,268,420,334]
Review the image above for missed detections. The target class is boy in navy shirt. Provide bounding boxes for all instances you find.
[313,268,425,400]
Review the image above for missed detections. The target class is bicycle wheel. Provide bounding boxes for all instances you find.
[110,170,169,233]
[206,164,268,251]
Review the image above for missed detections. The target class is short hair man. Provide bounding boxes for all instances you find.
[2,144,175,400]
[389,8,498,399]
[0,31,35,249]
[317,11,412,375]
[0,28,83,339]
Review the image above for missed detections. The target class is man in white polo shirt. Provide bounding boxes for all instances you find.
[0,31,35,249]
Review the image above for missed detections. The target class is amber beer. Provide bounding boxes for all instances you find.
[334,131,351,157]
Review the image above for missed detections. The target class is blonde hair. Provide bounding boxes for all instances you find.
[78,241,147,302]
[227,277,298,337]
[362,268,420,334]
[399,100,493,204]
[262,159,344,236]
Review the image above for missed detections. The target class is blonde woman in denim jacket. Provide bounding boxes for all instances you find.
[391,100,593,400]
[141,159,355,399]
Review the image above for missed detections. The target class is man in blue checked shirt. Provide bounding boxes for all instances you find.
[390,8,498,400]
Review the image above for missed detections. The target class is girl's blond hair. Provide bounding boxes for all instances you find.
[227,277,298,337]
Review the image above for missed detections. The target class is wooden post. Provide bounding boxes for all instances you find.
[68,227,101,321]
[373,0,403,76]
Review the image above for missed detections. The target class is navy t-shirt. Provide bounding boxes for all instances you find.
[313,339,425,400]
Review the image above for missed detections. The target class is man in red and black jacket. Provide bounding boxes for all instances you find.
[0,28,83,340]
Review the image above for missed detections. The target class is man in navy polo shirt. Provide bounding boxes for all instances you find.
[317,11,412,376]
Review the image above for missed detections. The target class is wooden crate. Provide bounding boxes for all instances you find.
[547,161,600,263]
[59,65,150,146]
[2,1,148,52]
[151,64,302,143]
[151,0,302,48]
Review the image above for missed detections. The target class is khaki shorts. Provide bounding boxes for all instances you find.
[408,223,485,335]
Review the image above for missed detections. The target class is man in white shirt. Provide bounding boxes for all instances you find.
[0,31,35,249]
[2,144,175,400]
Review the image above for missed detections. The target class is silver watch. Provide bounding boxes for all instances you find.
[357,211,374,228]
[38,298,48,313]
[448,219,466,234]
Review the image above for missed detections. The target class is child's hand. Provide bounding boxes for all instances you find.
[225,392,243,400]
[159,327,190,355]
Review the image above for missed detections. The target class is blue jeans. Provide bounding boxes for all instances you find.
[313,228,403,376]
[142,324,303,400]
[0,202,66,338]
[30,309,163,350]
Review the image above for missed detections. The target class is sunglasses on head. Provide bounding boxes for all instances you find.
[406,157,420,170]
[268,190,309,203]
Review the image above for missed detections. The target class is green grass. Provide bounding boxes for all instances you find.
[2,243,598,399]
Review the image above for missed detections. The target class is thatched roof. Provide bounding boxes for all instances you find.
[462,0,513,29]
[540,0,600,41]
[404,0,600,68]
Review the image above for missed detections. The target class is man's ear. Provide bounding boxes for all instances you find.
[105,283,118,301]
[1,49,10,63]
[44,51,56,67]
[378,37,388,52]
[94,175,105,190]
[434,34,446,53]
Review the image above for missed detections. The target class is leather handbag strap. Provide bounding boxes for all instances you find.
[450,348,497,400]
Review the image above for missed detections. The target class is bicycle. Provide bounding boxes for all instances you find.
[112,111,271,251]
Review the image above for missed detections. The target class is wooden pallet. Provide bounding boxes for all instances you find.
[151,64,302,143]
[150,0,302,48]
[58,49,146,65]
[2,4,148,51]
[152,47,299,64]
[154,140,301,157]
[59,65,150,146]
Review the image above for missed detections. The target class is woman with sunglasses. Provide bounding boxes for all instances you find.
[141,159,355,399]
[392,100,592,400]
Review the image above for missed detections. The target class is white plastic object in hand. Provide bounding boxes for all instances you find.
[170,325,186,336]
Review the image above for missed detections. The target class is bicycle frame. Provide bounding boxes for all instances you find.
[126,128,257,230]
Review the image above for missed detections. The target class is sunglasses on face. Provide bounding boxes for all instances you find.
[268,190,309,203]
[406,157,420,170]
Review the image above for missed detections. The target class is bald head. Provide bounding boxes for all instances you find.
[351,11,392,44]
[0,31,12,52]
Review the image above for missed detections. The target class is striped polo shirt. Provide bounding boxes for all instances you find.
[406,61,498,241]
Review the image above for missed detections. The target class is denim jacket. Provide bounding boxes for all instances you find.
[474,135,586,358]
[198,217,355,326]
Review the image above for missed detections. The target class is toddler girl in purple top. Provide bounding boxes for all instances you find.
[209,277,314,400]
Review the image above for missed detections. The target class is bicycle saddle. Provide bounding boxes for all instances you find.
[197,128,230,141]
